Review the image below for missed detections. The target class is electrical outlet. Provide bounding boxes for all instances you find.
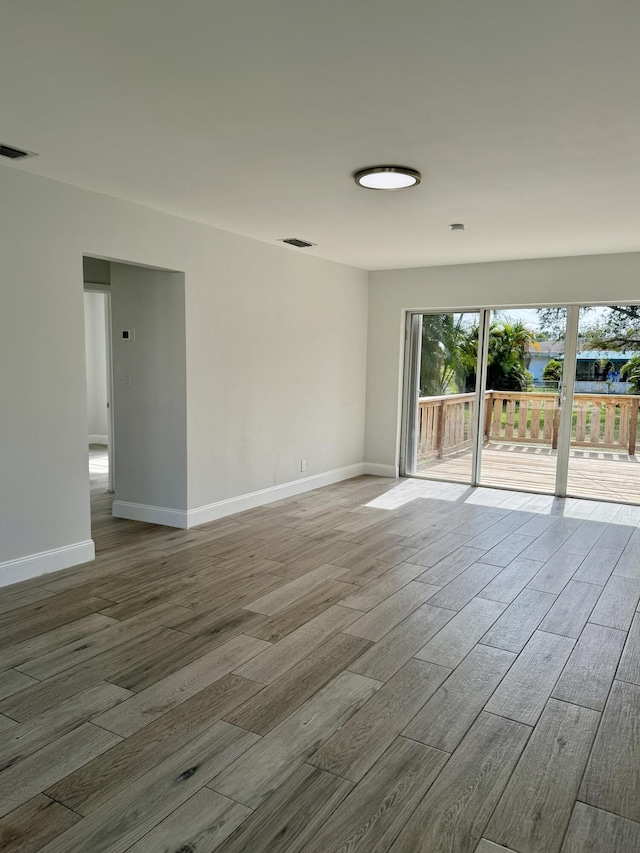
[300,459,307,472]
[124,373,132,387]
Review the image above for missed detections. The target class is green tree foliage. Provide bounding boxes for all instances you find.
[419,314,539,397]
[621,355,640,394]
[419,313,469,395]
[538,306,640,350]
[462,317,539,392]
[542,358,563,382]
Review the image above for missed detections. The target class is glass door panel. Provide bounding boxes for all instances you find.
[407,312,480,483]
[567,306,640,503]
[479,308,568,494]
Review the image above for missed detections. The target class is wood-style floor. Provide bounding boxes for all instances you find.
[418,442,640,504]
[1,449,640,852]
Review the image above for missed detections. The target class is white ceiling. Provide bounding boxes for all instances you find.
[2,0,640,270]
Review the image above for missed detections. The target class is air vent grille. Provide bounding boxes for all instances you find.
[280,238,316,248]
[0,143,37,161]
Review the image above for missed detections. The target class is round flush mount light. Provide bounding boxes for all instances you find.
[354,166,421,190]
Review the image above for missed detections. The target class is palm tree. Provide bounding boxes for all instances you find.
[621,355,640,394]
[462,317,539,391]
[419,314,469,396]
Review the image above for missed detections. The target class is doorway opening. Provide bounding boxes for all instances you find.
[84,282,114,515]
[82,255,188,543]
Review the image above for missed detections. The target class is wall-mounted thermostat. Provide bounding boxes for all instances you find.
[122,328,135,341]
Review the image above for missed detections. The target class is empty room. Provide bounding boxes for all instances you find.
[1,1,640,851]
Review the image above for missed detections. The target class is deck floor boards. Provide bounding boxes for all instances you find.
[418,442,640,505]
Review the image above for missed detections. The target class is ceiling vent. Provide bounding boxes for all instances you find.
[0,143,37,161]
[280,238,316,248]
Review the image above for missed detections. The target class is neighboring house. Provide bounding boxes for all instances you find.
[575,350,634,382]
[527,343,635,393]
[574,350,634,393]
[527,341,564,382]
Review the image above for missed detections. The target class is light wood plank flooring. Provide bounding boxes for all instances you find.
[1,449,640,851]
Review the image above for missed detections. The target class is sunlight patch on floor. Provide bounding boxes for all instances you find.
[365,475,640,526]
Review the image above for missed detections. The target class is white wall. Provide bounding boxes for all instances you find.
[365,253,640,471]
[186,247,368,513]
[83,291,109,442]
[111,264,187,516]
[0,166,368,580]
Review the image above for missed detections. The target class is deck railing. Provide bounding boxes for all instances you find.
[417,391,640,459]
[484,391,562,450]
[417,393,475,459]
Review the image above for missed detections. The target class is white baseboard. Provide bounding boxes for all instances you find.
[112,501,189,528]
[0,540,95,588]
[89,435,108,445]
[0,463,393,588]
[187,463,366,528]
[363,463,399,478]
[111,463,393,531]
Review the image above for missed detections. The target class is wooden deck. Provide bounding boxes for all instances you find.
[417,442,640,504]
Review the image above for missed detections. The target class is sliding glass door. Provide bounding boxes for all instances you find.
[566,306,640,503]
[405,304,640,503]
[478,308,569,494]
[404,303,640,503]
[402,312,481,483]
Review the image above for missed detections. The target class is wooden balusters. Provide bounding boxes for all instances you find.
[418,391,640,461]
[630,400,639,456]
[603,400,616,447]
[417,394,475,460]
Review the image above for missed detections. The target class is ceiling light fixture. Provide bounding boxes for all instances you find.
[354,166,421,190]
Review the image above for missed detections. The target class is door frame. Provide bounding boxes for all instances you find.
[399,308,485,481]
[399,313,422,476]
[84,283,114,492]
[554,305,580,497]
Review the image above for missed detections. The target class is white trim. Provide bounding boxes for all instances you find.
[187,463,366,528]
[363,463,399,478]
[103,290,115,493]
[0,540,95,587]
[473,309,491,486]
[399,313,421,476]
[112,501,189,528]
[89,434,108,445]
[555,304,581,497]
[113,464,396,530]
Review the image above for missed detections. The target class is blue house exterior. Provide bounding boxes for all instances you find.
[527,342,636,393]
